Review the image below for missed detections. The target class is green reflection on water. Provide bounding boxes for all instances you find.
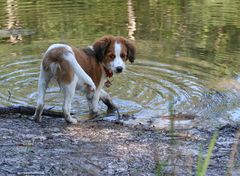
[0,0,239,65]
[0,0,239,120]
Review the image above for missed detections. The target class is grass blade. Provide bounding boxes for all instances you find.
[197,131,218,176]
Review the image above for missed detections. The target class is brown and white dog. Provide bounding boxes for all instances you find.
[33,35,136,123]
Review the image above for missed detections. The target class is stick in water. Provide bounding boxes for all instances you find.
[116,109,121,118]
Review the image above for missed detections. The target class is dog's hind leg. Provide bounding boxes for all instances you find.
[100,89,117,113]
[33,65,52,122]
[62,78,78,124]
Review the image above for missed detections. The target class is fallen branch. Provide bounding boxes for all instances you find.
[17,171,45,175]
[0,105,65,117]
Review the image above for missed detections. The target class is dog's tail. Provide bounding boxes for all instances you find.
[45,44,96,91]
[62,51,96,91]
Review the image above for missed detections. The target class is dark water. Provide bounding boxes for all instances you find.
[0,0,240,128]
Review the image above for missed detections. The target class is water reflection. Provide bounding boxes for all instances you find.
[5,0,22,44]
[127,0,136,40]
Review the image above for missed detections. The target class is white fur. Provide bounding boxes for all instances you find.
[63,51,96,90]
[33,64,52,122]
[62,75,78,124]
[91,71,107,112]
[36,64,50,108]
[88,45,94,50]
[50,63,60,75]
[44,44,72,57]
[111,42,126,72]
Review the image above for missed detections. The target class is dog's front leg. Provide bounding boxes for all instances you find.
[100,89,117,113]
[86,90,100,118]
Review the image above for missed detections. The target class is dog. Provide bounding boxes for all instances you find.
[33,35,136,123]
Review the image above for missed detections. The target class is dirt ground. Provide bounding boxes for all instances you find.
[0,114,239,176]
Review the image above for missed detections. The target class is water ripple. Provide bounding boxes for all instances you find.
[0,55,239,127]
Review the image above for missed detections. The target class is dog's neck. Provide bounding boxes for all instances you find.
[83,46,113,78]
[82,46,95,57]
[103,66,113,78]
[103,66,113,88]
[82,46,114,87]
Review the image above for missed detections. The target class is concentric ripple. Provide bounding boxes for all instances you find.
[1,56,240,128]
[0,56,40,106]
[108,58,240,127]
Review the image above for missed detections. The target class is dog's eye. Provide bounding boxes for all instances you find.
[109,54,115,60]
[120,53,126,58]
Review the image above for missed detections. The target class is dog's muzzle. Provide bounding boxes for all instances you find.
[116,66,123,73]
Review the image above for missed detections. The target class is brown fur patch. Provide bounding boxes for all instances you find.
[72,47,103,88]
[116,36,136,63]
[42,47,74,84]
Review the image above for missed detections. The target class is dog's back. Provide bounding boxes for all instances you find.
[42,44,95,88]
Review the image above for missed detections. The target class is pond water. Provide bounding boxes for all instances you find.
[0,0,240,128]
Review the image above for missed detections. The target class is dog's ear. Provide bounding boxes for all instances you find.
[125,40,136,63]
[93,36,112,62]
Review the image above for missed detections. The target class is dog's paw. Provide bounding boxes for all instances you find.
[89,82,96,91]
[84,82,96,93]
[89,111,98,118]
[32,115,42,123]
[106,104,118,113]
[65,117,78,124]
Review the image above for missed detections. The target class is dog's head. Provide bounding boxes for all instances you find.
[93,35,136,74]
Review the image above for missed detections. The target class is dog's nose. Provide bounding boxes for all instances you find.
[116,66,123,73]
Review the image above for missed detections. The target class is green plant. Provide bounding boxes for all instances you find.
[168,101,176,145]
[196,131,218,176]
[156,161,166,176]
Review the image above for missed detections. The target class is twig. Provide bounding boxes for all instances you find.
[0,142,34,147]
[0,105,64,117]
[7,90,12,101]
[227,129,240,176]
[17,171,45,175]
[116,109,121,118]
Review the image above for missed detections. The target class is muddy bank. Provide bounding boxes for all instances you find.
[0,114,239,176]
